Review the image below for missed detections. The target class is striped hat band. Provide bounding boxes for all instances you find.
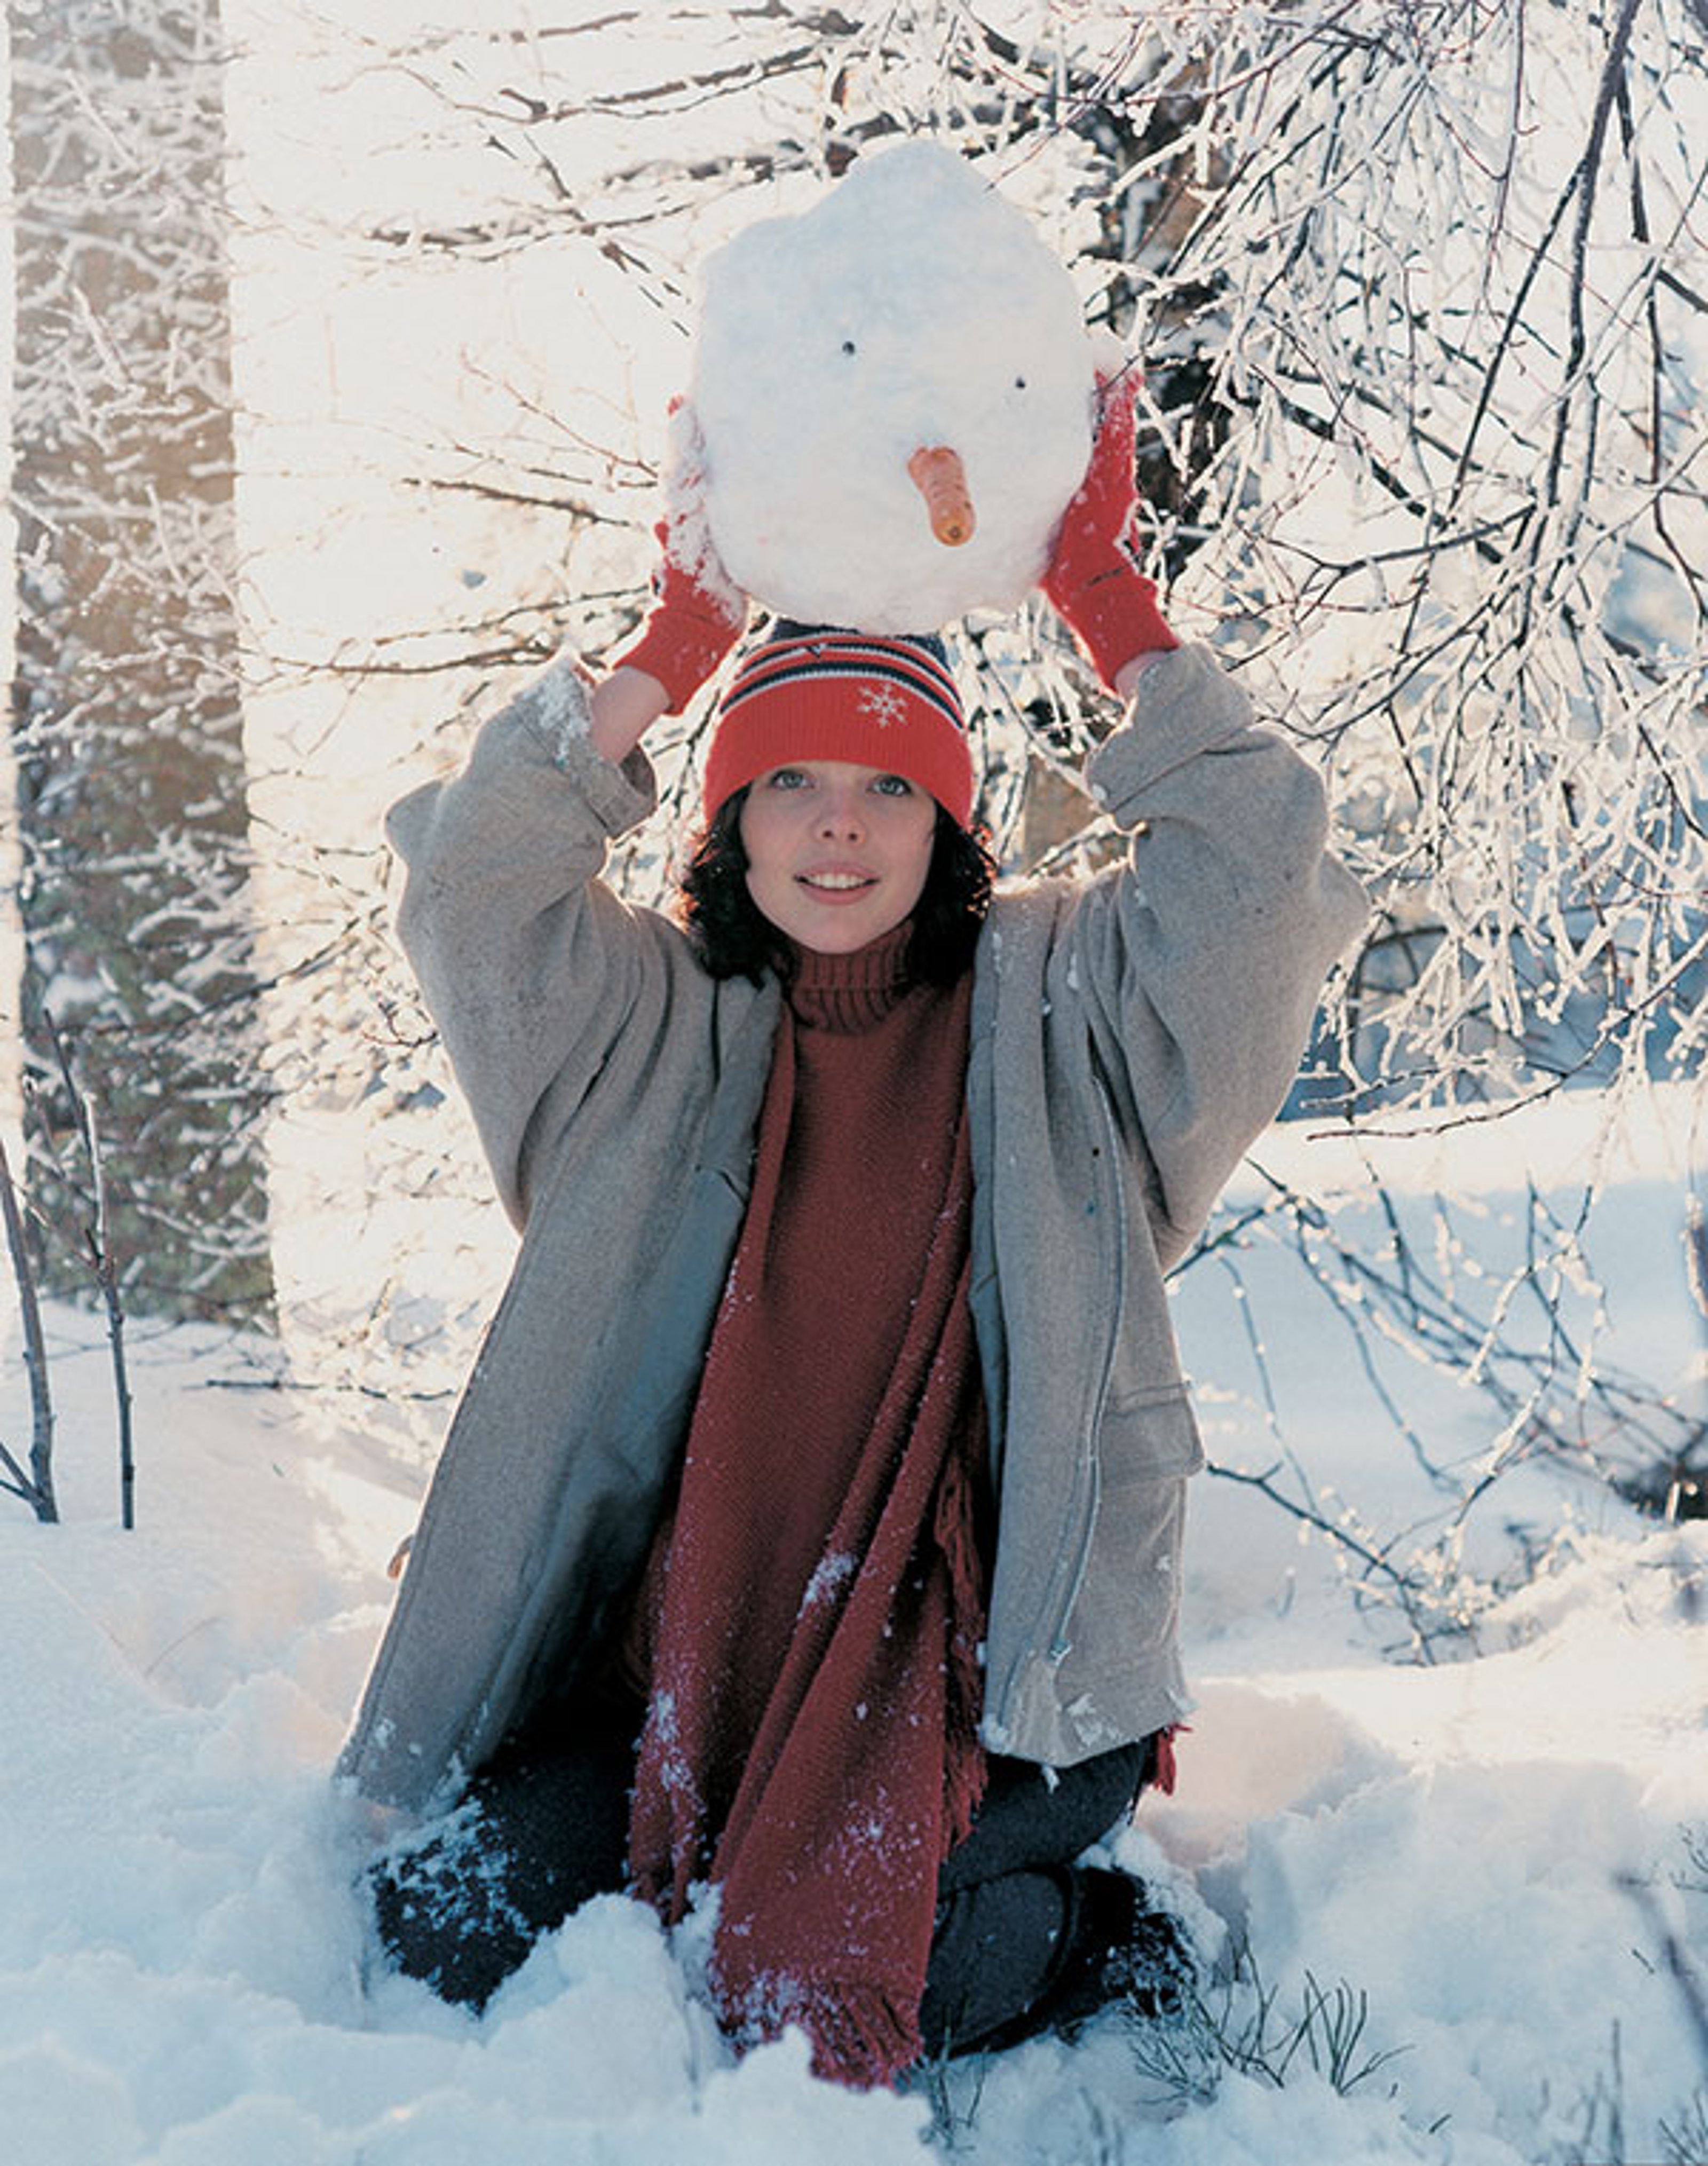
[703,629,975,829]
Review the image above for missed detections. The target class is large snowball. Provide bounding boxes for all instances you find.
[691,142,1095,635]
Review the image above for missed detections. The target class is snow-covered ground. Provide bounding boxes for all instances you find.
[3,1094,1705,2166]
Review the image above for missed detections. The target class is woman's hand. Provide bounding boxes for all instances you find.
[588,665,671,765]
[1042,366,1177,692]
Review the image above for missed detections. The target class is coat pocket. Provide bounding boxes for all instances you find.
[1065,1463,1191,1689]
[1053,1385,1201,1685]
[1098,1379,1206,1482]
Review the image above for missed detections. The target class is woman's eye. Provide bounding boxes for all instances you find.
[768,768,809,789]
[873,773,913,797]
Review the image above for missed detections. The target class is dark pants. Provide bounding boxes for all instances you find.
[368,1694,1153,2056]
[921,1735,1153,2053]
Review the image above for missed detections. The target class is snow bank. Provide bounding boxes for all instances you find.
[3,1109,1706,2163]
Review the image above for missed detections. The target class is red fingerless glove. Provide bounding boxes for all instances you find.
[612,404,747,712]
[1042,368,1178,689]
[612,512,746,713]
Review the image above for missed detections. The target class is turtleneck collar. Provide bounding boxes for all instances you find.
[786,920,915,1034]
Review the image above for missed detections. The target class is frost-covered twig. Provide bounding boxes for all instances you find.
[1124,1937,1413,2106]
[0,1134,58,1525]
[1618,1870,1708,2068]
[1184,1157,1705,1639]
[1206,1458,1453,1659]
[45,1014,135,1531]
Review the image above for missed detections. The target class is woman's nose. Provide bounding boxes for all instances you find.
[816,790,865,837]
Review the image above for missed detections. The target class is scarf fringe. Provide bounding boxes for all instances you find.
[754,1980,924,2091]
[935,1437,990,1858]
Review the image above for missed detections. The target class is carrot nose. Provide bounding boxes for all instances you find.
[908,445,976,547]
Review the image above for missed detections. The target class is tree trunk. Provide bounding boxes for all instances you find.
[10,0,274,1323]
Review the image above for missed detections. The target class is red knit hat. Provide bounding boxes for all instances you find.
[703,626,975,829]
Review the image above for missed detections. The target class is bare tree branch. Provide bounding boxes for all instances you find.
[0,1132,57,1524]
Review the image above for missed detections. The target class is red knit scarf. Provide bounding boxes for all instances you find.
[627,927,988,2086]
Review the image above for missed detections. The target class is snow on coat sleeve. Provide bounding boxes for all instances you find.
[384,655,666,1229]
[1068,644,1369,1267]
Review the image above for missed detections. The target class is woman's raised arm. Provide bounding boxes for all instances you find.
[385,659,673,1227]
[1062,646,1368,1266]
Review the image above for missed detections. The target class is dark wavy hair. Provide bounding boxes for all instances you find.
[678,789,998,987]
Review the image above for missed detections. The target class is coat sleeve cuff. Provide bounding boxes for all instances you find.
[1084,644,1259,818]
[507,653,660,835]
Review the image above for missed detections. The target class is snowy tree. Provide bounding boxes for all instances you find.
[246,0,1701,1531]
[332,0,1707,1127]
[120,0,1695,1528]
[9,0,274,1323]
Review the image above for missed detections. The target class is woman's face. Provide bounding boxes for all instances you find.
[739,760,938,955]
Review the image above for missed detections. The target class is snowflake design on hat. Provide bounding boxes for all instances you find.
[859,684,907,729]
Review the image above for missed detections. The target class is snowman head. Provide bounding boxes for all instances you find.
[689,143,1096,636]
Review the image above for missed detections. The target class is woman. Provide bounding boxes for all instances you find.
[339,380,1367,2083]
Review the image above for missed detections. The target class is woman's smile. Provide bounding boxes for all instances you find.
[798,864,877,897]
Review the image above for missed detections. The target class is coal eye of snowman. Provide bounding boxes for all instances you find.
[1014,375,1028,390]
[841,338,857,356]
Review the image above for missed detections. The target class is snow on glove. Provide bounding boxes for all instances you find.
[611,401,748,713]
[1042,366,1178,690]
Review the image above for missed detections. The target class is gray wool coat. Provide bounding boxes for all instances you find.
[337,643,1367,1812]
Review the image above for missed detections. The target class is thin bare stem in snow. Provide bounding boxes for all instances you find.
[0,1132,58,1524]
